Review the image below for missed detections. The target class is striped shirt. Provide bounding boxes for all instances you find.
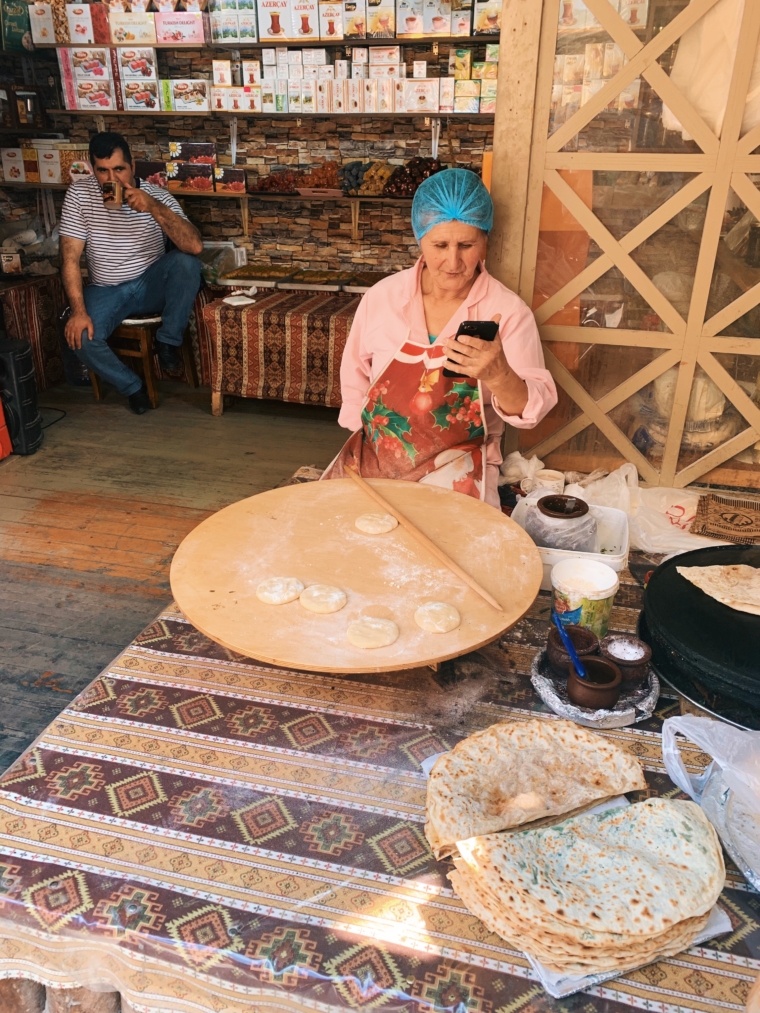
[60,175,188,287]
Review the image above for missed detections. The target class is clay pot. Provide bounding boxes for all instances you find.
[547,623,599,677]
[600,633,652,682]
[566,656,622,709]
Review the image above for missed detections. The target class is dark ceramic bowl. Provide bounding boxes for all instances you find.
[547,624,599,678]
[566,656,622,709]
[600,634,652,683]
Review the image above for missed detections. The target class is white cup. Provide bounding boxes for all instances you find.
[520,468,565,495]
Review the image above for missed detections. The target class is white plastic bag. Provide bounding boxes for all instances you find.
[662,715,760,813]
[498,450,544,487]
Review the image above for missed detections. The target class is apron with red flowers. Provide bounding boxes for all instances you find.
[322,332,487,500]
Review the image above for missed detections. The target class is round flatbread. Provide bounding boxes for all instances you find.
[355,512,398,535]
[299,584,347,614]
[347,617,399,649]
[256,577,304,605]
[415,601,460,633]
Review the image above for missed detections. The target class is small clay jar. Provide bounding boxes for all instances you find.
[599,633,651,682]
[547,623,599,678]
[566,657,622,709]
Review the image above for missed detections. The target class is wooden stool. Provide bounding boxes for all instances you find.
[89,315,198,409]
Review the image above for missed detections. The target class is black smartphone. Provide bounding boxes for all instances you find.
[443,319,500,379]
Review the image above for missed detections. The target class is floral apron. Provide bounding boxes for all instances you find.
[322,332,487,500]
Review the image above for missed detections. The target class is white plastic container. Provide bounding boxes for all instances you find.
[511,499,629,592]
[551,558,620,638]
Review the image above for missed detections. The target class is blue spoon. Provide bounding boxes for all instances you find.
[552,612,588,679]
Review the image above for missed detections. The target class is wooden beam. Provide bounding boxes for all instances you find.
[674,428,760,488]
[486,0,545,291]
[541,325,679,348]
[698,350,760,434]
[545,153,714,171]
[701,336,760,355]
[736,120,760,157]
[543,169,687,334]
[547,0,722,155]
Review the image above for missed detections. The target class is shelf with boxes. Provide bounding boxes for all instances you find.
[48,42,499,113]
[25,0,501,47]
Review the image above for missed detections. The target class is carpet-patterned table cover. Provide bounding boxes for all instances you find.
[0,275,66,392]
[0,573,757,1013]
[203,291,360,408]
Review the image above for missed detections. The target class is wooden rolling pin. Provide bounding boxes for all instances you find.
[345,468,504,612]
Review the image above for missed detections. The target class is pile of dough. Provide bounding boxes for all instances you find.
[355,513,398,534]
[347,617,399,649]
[415,601,460,633]
[256,577,304,605]
[300,584,347,614]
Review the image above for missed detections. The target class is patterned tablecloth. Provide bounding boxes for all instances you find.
[0,275,66,391]
[0,572,757,1013]
[203,291,360,408]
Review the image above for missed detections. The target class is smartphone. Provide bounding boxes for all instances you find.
[443,319,500,379]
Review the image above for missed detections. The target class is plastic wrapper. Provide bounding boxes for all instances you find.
[521,497,598,552]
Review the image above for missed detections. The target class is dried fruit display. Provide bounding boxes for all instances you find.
[382,157,443,197]
[357,162,396,195]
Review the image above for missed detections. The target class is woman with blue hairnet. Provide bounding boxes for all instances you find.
[322,169,557,506]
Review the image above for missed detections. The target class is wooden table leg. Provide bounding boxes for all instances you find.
[47,986,120,1012]
[212,391,224,416]
[0,978,45,1013]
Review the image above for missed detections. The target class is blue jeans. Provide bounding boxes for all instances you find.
[76,250,202,396]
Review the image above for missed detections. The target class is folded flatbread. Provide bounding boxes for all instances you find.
[425,718,646,858]
[677,564,760,616]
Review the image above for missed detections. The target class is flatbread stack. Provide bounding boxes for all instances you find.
[425,718,647,858]
[677,564,760,616]
[449,799,725,976]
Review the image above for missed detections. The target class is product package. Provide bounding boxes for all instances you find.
[319,0,343,38]
[90,3,112,42]
[209,12,224,39]
[472,0,499,33]
[393,77,405,110]
[413,60,426,78]
[479,77,496,112]
[453,48,471,79]
[242,59,261,82]
[171,79,210,110]
[165,160,214,192]
[485,42,499,61]
[288,62,304,78]
[603,42,625,78]
[34,145,62,184]
[110,11,157,43]
[57,48,77,109]
[346,77,363,111]
[404,77,437,111]
[66,3,93,42]
[316,78,331,111]
[454,78,479,111]
[213,59,232,84]
[275,78,288,110]
[71,48,110,79]
[287,78,301,110]
[343,0,365,36]
[155,8,207,37]
[214,166,246,192]
[217,11,240,38]
[368,43,398,62]
[77,80,115,109]
[29,3,55,44]
[223,84,244,109]
[238,11,258,37]
[210,85,229,109]
[301,79,316,111]
[351,63,367,77]
[119,47,157,78]
[438,76,454,112]
[330,77,346,111]
[368,63,400,78]
[317,63,335,78]
[257,0,290,38]
[260,80,276,110]
[450,0,471,35]
[1,148,25,183]
[362,77,377,111]
[261,46,276,62]
[396,0,423,37]
[335,58,349,77]
[619,0,647,26]
[122,79,159,109]
[168,141,216,162]
[134,160,168,186]
[366,0,394,36]
[291,0,317,35]
[423,0,449,34]
[59,144,92,182]
[377,77,393,111]
[302,46,327,63]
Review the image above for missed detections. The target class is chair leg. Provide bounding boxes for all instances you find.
[182,330,199,388]
[212,391,224,416]
[141,330,160,409]
[89,370,104,401]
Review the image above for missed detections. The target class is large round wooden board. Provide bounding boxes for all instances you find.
[170,478,542,673]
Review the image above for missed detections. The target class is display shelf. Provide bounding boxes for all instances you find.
[32,35,491,50]
[45,109,494,119]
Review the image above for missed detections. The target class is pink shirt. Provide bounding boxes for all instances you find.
[338,258,557,506]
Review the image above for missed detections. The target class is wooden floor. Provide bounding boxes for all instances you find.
[0,382,347,771]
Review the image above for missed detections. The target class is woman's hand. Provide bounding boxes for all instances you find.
[443,314,509,384]
[444,313,530,417]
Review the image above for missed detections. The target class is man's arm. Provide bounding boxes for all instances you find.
[61,235,94,350]
[123,186,203,255]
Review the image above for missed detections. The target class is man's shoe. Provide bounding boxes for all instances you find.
[156,340,182,373]
[128,383,152,415]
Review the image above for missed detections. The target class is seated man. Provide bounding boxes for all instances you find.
[61,131,204,414]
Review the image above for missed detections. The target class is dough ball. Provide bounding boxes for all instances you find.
[414,601,461,634]
[355,512,399,535]
[347,617,399,649]
[300,584,347,614]
[256,577,304,605]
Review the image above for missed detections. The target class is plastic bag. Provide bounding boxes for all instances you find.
[662,715,760,813]
[498,450,544,487]
[522,499,598,552]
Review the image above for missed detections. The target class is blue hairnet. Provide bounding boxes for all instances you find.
[411,168,494,242]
